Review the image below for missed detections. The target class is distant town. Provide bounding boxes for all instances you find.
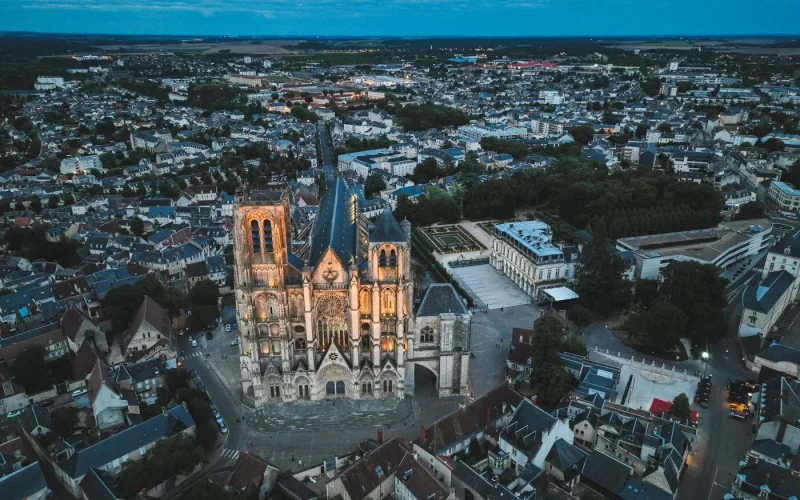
[0,34,799,500]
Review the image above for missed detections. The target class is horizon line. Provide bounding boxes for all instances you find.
[1,30,800,39]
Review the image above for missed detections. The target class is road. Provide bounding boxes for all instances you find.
[177,329,247,466]
[316,123,333,168]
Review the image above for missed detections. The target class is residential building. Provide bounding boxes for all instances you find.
[739,270,797,340]
[60,155,103,175]
[766,181,800,217]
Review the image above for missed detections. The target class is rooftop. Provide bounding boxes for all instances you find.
[617,218,772,264]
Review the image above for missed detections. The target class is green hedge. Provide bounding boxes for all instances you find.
[411,228,474,307]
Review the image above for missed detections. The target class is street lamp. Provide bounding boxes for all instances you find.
[701,351,709,361]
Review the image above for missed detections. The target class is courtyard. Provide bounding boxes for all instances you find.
[419,224,486,254]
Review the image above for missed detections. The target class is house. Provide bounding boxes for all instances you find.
[739,271,796,341]
[114,360,166,404]
[88,359,128,432]
[18,403,52,436]
[754,377,800,450]
[50,405,195,498]
[731,455,800,500]
[118,296,173,361]
[326,437,451,500]
[60,304,109,354]
[498,398,575,472]
[0,461,48,500]
[579,450,672,500]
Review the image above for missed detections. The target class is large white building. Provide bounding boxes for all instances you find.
[616,218,773,280]
[490,221,578,301]
[337,148,417,179]
[457,125,529,141]
[765,181,800,217]
[34,76,66,90]
[60,155,102,175]
[530,119,565,137]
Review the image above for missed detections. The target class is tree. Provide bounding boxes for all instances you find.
[116,434,206,498]
[412,157,440,184]
[528,316,576,406]
[569,304,592,328]
[130,216,144,237]
[575,236,632,316]
[733,201,765,221]
[62,194,75,205]
[51,407,79,438]
[660,261,727,344]
[670,393,691,421]
[188,280,220,330]
[364,173,387,199]
[41,155,61,170]
[626,302,687,353]
[569,125,594,145]
[47,195,59,209]
[562,335,588,357]
[12,345,50,393]
[29,197,42,214]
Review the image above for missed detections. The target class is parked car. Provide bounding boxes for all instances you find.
[210,403,217,412]
[215,414,223,424]
[225,324,231,332]
[197,381,206,392]
[219,423,228,434]
[206,332,213,340]
[189,369,199,379]
[231,339,239,346]
[72,388,87,397]
[6,410,22,418]
[191,339,198,347]
[188,335,193,342]
[38,400,55,407]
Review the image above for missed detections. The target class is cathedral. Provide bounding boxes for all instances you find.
[233,178,472,406]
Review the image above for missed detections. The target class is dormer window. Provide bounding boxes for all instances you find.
[785,247,791,255]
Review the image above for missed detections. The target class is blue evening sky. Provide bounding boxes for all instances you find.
[2,0,798,36]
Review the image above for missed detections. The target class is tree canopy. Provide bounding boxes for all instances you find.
[660,261,727,344]
[575,235,632,316]
[102,275,187,340]
[387,102,470,131]
[187,280,220,331]
[670,393,691,421]
[116,434,206,498]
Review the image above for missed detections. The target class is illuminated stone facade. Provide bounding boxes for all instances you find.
[233,180,471,406]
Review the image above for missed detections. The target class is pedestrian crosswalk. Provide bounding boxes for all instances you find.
[221,449,240,460]
[179,352,202,361]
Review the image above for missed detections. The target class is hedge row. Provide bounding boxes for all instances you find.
[411,228,474,308]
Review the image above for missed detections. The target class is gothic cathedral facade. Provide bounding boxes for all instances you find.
[233,179,471,407]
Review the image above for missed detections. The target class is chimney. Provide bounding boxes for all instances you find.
[162,406,168,416]
[419,425,426,444]
[181,401,188,412]
[377,427,383,445]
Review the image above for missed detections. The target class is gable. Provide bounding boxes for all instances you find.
[312,249,347,286]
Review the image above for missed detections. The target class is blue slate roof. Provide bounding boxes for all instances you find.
[148,206,175,218]
[743,270,794,314]
[369,209,407,243]
[58,405,195,479]
[0,461,48,500]
[308,177,357,268]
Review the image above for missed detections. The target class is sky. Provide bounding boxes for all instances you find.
[1,0,799,37]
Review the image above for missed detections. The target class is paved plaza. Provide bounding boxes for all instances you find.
[450,264,532,309]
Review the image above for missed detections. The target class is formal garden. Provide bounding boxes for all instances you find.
[419,225,486,254]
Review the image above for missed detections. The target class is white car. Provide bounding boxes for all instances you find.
[191,339,198,347]
[230,339,239,346]
[72,388,87,397]
[220,424,228,434]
